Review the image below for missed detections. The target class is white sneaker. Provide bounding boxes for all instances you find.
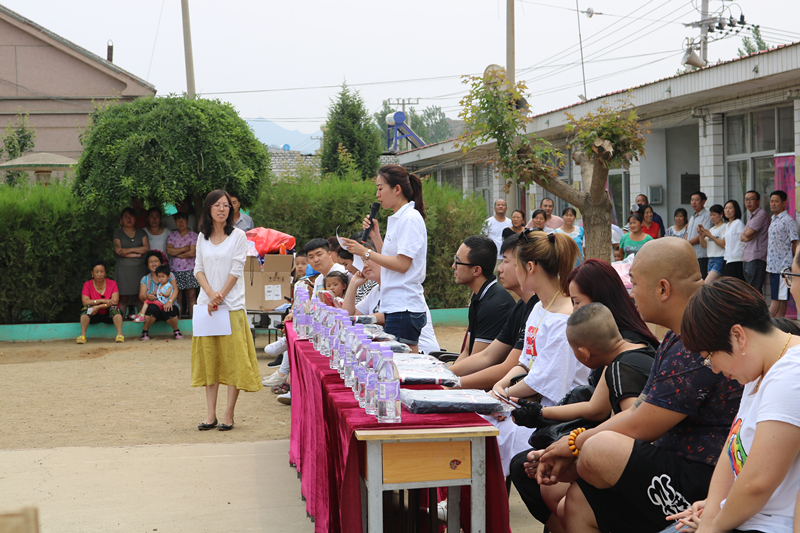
[264,336,288,357]
[262,372,287,387]
[277,391,291,405]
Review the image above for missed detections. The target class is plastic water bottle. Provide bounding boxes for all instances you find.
[293,294,307,338]
[352,337,370,396]
[376,351,402,423]
[365,373,378,415]
[344,334,367,388]
[338,325,354,377]
[320,307,334,357]
[368,343,382,372]
[356,364,367,406]
[329,312,342,369]
[333,312,349,372]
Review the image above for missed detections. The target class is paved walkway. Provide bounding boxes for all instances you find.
[1,440,541,532]
[0,440,311,533]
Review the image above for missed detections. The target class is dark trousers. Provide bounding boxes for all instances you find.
[744,260,767,293]
[509,448,552,524]
[698,258,708,280]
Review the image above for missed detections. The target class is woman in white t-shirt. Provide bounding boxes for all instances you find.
[485,230,590,476]
[342,252,440,354]
[698,204,728,285]
[191,190,262,432]
[674,277,800,533]
[722,200,746,282]
[342,165,428,353]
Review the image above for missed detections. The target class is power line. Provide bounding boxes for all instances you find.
[146,0,166,82]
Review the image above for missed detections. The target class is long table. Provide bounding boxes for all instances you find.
[286,322,510,533]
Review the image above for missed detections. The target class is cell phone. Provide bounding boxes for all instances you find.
[284,296,292,303]
[496,393,520,409]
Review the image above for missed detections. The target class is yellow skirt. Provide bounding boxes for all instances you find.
[190,309,263,392]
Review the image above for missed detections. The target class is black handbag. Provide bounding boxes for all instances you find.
[527,385,605,450]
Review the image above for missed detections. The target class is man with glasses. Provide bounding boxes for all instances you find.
[766,190,798,317]
[452,235,515,361]
[740,190,771,292]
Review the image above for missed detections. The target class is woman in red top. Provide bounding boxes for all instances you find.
[641,205,661,239]
[78,259,124,344]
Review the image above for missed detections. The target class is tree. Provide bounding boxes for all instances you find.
[1,111,36,186]
[373,99,396,141]
[421,106,453,144]
[405,106,431,145]
[321,84,382,180]
[73,95,271,213]
[455,70,648,261]
[738,26,769,57]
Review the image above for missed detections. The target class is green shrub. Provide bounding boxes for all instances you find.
[250,176,486,308]
[0,183,118,323]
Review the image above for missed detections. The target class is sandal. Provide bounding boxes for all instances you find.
[76,335,86,344]
[115,334,125,343]
[272,382,290,394]
[140,331,150,341]
[173,330,184,340]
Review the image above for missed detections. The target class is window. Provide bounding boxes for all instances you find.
[473,164,492,214]
[724,106,795,210]
[440,167,463,190]
[681,174,700,204]
[608,170,630,226]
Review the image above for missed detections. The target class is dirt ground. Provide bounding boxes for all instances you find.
[0,326,466,450]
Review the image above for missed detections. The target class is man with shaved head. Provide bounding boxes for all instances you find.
[532,238,742,533]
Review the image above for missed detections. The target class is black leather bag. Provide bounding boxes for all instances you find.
[527,385,605,450]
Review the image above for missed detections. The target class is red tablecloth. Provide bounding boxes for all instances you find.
[286,322,510,533]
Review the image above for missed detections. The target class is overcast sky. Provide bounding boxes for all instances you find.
[9,1,800,137]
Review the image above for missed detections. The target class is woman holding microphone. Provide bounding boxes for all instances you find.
[192,190,262,431]
[342,165,428,353]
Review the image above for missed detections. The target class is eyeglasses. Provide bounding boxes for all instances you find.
[212,203,231,210]
[781,267,800,288]
[453,255,476,268]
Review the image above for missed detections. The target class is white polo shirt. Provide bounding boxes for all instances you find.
[380,201,428,314]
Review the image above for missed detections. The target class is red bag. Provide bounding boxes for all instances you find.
[245,227,296,256]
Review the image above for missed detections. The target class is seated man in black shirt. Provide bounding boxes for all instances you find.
[452,235,515,360]
[531,238,742,533]
[449,234,538,389]
[508,302,655,531]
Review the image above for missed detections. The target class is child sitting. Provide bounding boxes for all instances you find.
[323,271,348,298]
[134,264,174,322]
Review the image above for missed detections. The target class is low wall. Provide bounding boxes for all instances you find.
[0,307,468,342]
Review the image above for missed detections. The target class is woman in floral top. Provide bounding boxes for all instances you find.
[166,212,199,318]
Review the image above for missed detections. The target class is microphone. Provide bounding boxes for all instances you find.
[361,202,380,242]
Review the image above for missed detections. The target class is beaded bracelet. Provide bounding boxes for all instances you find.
[568,427,586,457]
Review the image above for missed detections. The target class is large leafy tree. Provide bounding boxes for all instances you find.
[421,105,453,144]
[321,84,382,180]
[73,95,271,212]
[455,70,648,261]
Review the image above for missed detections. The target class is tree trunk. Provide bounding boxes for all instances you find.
[574,150,613,261]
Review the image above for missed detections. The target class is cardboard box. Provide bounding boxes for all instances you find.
[244,255,294,311]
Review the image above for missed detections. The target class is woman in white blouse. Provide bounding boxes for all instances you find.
[191,190,262,431]
[722,200,746,281]
[342,165,428,353]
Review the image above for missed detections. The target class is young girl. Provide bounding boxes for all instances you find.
[134,264,174,322]
[323,271,349,298]
[698,204,728,285]
[555,207,584,265]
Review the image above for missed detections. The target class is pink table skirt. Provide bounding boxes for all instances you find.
[285,322,510,533]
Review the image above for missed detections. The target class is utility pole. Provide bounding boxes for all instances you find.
[700,0,709,65]
[181,0,196,99]
[507,0,515,85]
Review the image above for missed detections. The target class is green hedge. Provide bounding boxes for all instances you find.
[250,176,487,308]
[0,184,118,324]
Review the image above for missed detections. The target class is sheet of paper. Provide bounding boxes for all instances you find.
[192,305,232,337]
[264,284,282,301]
[336,226,364,272]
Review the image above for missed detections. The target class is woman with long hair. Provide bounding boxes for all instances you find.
[502,209,527,239]
[722,200,746,281]
[671,277,800,533]
[191,190,262,431]
[342,165,428,352]
[486,230,590,477]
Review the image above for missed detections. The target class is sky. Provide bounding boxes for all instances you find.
[8,0,800,152]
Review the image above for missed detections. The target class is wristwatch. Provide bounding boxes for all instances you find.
[364,251,371,260]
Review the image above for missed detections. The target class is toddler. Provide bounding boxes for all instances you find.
[134,264,174,322]
[323,271,349,298]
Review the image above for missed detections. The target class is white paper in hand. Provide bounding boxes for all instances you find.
[336,226,364,272]
[192,305,232,336]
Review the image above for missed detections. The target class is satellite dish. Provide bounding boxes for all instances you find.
[483,64,511,91]
[282,144,290,151]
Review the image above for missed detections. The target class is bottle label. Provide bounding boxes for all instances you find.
[378,381,400,401]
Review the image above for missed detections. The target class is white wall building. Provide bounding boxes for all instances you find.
[398,43,800,227]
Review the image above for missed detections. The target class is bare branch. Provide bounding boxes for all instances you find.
[529,173,585,208]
